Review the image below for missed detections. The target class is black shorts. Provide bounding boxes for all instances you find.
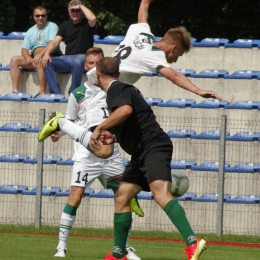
[121,139,173,191]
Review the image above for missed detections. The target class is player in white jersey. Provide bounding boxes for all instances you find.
[50,47,142,260]
[87,0,221,101]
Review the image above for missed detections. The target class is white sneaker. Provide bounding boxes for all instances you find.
[126,246,141,260]
[54,248,66,257]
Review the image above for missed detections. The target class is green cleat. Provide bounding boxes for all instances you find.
[130,196,144,217]
[38,111,64,142]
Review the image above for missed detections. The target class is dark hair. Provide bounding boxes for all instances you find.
[86,47,104,57]
[96,57,120,78]
[33,6,47,14]
[163,26,192,52]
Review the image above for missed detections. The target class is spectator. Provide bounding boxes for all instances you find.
[41,0,96,95]
[10,6,60,97]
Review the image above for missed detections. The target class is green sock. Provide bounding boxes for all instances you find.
[63,204,77,215]
[112,212,132,258]
[164,199,196,246]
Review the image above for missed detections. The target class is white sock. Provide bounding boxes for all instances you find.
[58,118,92,149]
[57,212,76,249]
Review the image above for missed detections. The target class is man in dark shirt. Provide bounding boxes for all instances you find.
[90,57,206,260]
[41,0,96,94]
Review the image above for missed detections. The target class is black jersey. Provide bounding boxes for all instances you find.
[106,81,169,157]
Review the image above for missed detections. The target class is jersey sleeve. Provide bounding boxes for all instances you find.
[142,48,170,73]
[86,67,97,86]
[125,23,153,39]
[65,94,78,121]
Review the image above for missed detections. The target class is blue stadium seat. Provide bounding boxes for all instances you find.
[22,186,61,196]
[191,193,230,202]
[0,92,32,101]
[89,189,114,198]
[23,155,62,164]
[56,187,94,197]
[191,130,230,140]
[191,161,230,171]
[95,35,125,44]
[57,157,74,165]
[154,36,162,41]
[26,126,39,133]
[158,98,196,108]
[191,99,229,109]
[174,69,195,77]
[167,129,196,138]
[94,34,100,40]
[225,163,260,173]
[176,192,197,201]
[0,185,28,194]
[224,70,260,79]
[27,94,65,103]
[136,191,154,200]
[226,131,259,142]
[7,32,26,39]
[224,100,260,110]
[225,39,260,48]
[225,195,260,204]
[0,122,31,132]
[144,97,163,106]
[0,154,29,163]
[191,69,228,78]
[171,159,196,169]
[0,31,4,36]
[0,64,10,71]
[193,38,229,47]
[122,158,129,167]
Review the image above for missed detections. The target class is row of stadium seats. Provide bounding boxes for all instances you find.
[2,123,260,142]
[0,185,258,204]
[1,154,260,173]
[1,32,260,48]
[1,93,260,111]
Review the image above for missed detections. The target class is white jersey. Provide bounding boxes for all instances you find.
[87,23,170,85]
[66,82,121,161]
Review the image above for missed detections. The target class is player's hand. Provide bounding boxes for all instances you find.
[198,90,222,100]
[41,53,51,68]
[100,130,116,145]
[90,128,102,150]
[50,131,60,142]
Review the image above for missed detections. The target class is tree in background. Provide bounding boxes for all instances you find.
[1,0,260,41]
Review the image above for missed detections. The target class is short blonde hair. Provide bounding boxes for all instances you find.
[162,27,192,53]
[86,47,104,57]
[68,0,82,9]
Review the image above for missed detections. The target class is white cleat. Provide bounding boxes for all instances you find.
[126,246,141,260]
[54,248,66,257]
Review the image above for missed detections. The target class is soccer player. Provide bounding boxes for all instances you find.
[86,0,221,101]
[90,57,207,260]
[49,47,142,260]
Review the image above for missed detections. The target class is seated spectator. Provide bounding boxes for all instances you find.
[41,0,96,95]
[10,6,61,97]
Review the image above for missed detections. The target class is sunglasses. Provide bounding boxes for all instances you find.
[70,9,81,13]
[35,14,47,18]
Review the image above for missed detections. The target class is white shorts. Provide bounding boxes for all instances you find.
[71,156,125,189]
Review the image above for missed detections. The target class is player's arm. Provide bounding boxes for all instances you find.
[90,105,133,149]
[158,66,222,100]
[41,35,63,68]
[138,0,154,23]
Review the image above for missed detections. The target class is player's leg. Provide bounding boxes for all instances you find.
[55,160,99,257]
[10,55,35,92]
[146,143,206,260]
[38,113,113,159]
[103,156,142,260]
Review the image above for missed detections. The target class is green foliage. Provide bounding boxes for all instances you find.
[1,0,260,40]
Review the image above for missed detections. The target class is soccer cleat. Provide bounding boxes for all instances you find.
[126,247,141,260]
[103,253,127,260]
[54,248,66,257]
[130,196,144,217]
[38,111,64,142]
[184,237,206,260]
